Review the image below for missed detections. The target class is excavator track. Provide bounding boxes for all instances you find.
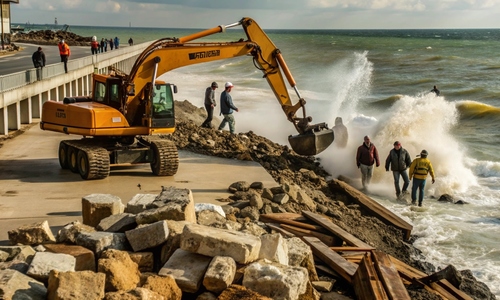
[143,138,179,176]
[61,140,110,180]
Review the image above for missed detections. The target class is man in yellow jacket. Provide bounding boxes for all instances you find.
[409,149,435,207]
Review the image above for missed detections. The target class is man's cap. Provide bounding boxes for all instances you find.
[211,82,218,88]
[38,47,42,51]
[60,39,64,43]
[364,135,370,140]
[225,82,234,88]
[394,141,401,146]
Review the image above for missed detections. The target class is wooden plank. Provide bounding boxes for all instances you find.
[266,223,296,238]
[302,211,374,249]
[328,179,413,241]
[372,250,411,300]
[330,247,373,252]
[259,212,308,221]
[280,224,340,246]
[303,236,358,283]
[389,255,473,300]
[353,252,389,300]
[259,214,325,232]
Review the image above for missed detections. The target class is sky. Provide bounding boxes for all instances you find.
[10,0,500,30]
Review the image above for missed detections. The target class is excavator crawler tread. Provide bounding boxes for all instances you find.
[63,140,110,180]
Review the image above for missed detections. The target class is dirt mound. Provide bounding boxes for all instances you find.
[11,30,91,46]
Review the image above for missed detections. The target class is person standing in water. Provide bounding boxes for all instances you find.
[431,85,440,96]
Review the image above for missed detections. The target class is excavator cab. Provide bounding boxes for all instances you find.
[150,83,176,128]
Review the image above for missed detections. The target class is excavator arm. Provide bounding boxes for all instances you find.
[124,17,334,155]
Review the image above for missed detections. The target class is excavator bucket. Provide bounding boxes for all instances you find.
[288,129,334,156]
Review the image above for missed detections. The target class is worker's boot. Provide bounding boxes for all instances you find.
[411,200,416,205]
[418,201,422,207]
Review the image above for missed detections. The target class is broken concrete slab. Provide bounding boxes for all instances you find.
[26,252,76,283]
[0,269,47,300]
[125,220,169,252]
[47,270,106,300]
[159,248,211,293]
[81,194,125,228]
[203,256,237,293]
[7,220,56,245]
[180,223,261,264]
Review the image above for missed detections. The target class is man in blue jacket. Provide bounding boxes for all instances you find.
[218,82,239,134]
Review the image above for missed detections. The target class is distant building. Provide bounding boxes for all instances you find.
[1,0,20,48]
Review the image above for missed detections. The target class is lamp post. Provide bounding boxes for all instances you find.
[1,0,5,50]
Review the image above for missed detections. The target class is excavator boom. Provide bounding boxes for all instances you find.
[124,17,334,155]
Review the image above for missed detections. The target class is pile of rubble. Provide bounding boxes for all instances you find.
[0,99,495,299]
[11,30,91,46]
[2,184,339,299]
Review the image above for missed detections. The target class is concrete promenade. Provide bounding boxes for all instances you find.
[0,124,276,244]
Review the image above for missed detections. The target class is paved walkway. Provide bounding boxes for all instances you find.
[0,124,276,243]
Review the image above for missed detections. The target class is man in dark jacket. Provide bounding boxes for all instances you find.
[32,47,46,80]
[385,141,412,199]
[32,47,46,68]
[217,82,239,134]
[201,82,218,128]
[356,135,380,189]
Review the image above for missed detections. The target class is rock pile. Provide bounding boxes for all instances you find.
[11,30,92,46]
[2,184,331,299]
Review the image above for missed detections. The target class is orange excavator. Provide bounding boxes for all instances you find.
[40,17,335,180]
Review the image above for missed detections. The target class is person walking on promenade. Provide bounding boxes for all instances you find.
[218,82,239,134]
[431,85,440,96]
[91,36,99,55]
[100,38,107,52]
[201,82,218,128]
[32,46,46,80]
[128,37,134,46]
[58,39,71,73]
[385,141,412,199]
[356,135,380,190]
[409,149,436,207]
[109,38,114,50]
[114,37,120,49]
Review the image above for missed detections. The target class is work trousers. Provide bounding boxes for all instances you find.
[218,113,235,134]
[392,170,410,196]
[359,163,374,188]
[201,103,214,128]
[411,178,427,205]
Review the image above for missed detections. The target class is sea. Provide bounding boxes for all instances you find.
[18,23,500,296]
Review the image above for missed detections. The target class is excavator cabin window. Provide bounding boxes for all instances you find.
[151,84,175,128]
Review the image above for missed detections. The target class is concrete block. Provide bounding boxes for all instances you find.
[159,248,211,293]
[259,233,289,265]
[81,194,124,228]
[203,256,236,293]
[75,231,129,257]
[47,270,105,300]
[43,243,96,272]
[125,193,157,214]
[125,220,169,252]
[0,269,47,300]
[180,223,261,264]
[98,249,140,292]
[26,252,76,283]
[7,220,56,245]
[127,251,154,273]
[97,213,137,232]
[243,260,308,300]
[135,187,196,225]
